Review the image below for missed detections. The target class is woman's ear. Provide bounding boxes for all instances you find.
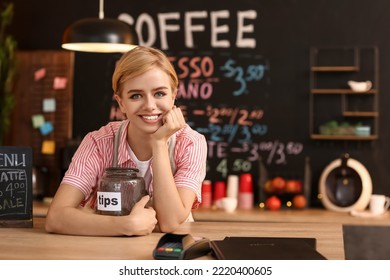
[172,88,178,100]
[114,94,125,113]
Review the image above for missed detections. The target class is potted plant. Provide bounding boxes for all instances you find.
[0,2,16,145]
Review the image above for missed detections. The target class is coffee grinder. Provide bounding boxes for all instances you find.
[318,153,372,212]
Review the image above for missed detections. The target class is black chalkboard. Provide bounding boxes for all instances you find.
[9,0,390,205]
[0,147,33,227]
[168,49,306,204]
[56,1,385,206]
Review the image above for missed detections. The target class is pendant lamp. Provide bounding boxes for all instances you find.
[62,0,137,53]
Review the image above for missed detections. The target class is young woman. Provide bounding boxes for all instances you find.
[45,46,207,236]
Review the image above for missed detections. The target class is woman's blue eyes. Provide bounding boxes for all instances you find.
[129,94,141,99]
[129,92,166,99]
[155,91,166,97]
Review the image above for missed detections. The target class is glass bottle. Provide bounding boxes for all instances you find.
[96,167,147,216]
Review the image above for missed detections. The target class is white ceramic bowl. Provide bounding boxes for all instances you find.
[348,80,372,92]
[220,197,238,212]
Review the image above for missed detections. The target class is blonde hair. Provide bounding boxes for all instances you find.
[112,46,178,96]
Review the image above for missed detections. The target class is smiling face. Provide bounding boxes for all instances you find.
[115,66,176,135]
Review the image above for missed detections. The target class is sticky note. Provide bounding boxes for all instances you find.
[43,98,56,112]
[31,114,45,128]
[39,121,54,135]
[34,68,46,81]
[53,77,67,90]
[41,140,56,155]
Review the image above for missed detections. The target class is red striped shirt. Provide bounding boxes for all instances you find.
[61,120,207,209]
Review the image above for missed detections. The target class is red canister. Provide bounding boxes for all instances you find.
[238,173,254,209]
[213,181,226,208]
[200,180,212,208]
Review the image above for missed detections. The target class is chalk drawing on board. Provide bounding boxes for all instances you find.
[0,147,33,227]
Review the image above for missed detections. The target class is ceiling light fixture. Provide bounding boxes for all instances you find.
[62,0,137,53]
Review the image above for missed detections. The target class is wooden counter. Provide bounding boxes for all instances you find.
[193,208,390,226]
[33,200,390,226]
[0,217,344,260]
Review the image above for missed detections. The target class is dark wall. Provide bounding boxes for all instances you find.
[8,0,390,205]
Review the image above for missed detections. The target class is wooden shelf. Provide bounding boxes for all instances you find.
[310,134,378,140]
[310,47,379,141]
[311,66,359,72]
[343,111,379,117]
[311,89,377,94]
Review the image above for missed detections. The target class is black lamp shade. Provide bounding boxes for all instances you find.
[62,18,137,53]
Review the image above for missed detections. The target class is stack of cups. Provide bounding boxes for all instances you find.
[227,175,239,198]
[200,180,212,208]
[220,175,239,212]
[238,173,254,209]
[213,181,226,208]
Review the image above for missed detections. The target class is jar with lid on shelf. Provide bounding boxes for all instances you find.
[96,167,147,216]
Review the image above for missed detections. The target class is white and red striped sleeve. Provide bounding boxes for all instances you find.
[173,126,207,208]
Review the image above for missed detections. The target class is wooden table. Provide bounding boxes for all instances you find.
[33,200,390,226]
[0,217,344,260]
[193,208,390,226]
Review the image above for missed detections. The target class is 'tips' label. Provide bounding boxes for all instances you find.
[97,192,121,211]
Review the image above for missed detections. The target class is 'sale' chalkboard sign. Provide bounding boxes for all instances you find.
[0,147,33,227]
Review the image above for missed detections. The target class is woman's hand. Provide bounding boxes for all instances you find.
[152,106,185,142]
[122,195,157,236]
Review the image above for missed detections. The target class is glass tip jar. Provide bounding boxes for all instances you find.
[96,167,147,216]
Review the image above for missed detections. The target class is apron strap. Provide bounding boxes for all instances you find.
[112,121,127,167]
